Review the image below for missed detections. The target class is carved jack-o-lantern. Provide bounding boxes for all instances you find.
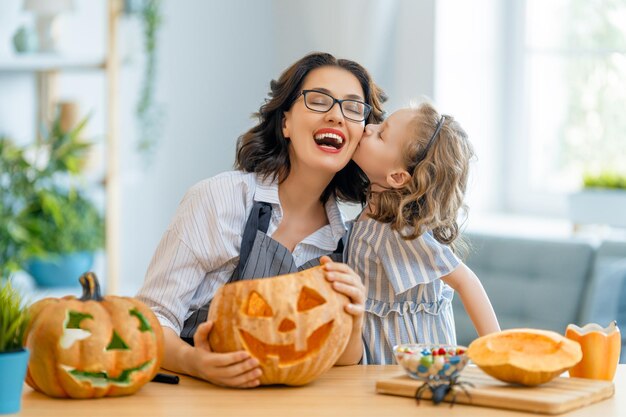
[208,266,353,385]
[24,273,164,398]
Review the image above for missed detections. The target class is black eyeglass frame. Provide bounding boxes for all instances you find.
[299,89,373,122]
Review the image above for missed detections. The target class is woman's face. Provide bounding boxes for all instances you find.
[282,66,366,176]
[352,108,415,190]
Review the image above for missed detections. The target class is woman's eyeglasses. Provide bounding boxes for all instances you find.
[300,90,372,122]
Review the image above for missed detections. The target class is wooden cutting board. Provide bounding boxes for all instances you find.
[376,366,614,415]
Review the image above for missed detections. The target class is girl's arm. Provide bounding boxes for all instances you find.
[320,256,365,365]
[441,263,500,336]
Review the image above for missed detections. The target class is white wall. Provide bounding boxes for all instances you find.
[118,0,277,293]
[434,0,505,217]
[1,0,436,295]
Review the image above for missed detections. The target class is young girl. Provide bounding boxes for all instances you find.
[347,101,500,364]
[137,52,385,387]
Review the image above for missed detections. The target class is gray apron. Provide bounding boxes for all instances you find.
[180,201,344,345]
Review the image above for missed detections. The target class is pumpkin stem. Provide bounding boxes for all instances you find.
[79,272,104,301]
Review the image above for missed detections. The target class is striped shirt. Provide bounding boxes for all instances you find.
[346,218,460,364]
[136,171,347,334]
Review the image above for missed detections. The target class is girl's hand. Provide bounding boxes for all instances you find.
[320,256,365,365]
[189,320,262,388]
[319,256,365,318]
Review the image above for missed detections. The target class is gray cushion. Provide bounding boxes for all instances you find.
[453,232,595,346]
[580,240,626,363]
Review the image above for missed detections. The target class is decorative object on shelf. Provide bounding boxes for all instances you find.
[24,272,165,398]
[467,328,583,386]
[207,266,353,386]
[23,0,75,53]
[0,103,103,287]
[123,0,164,161]
[12,24,39,53]
[566,321,621,381]
[0,280,30,414]
[568,171,626,229]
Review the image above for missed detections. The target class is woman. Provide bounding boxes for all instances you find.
[137,52,386,388]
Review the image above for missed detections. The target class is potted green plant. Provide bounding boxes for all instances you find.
[24,110,103,287]
[1,107,104,287]
[568,171,626,228]
[23,188,104,287]
[0,280,30,414]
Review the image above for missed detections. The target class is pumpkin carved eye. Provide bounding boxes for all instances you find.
[130,308,153,332]
[60,311,93,349]
[244,291,274,317]
[297,286,326,311]
[67,311,92,329]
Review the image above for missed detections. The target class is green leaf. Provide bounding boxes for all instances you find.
[0,280,30,351]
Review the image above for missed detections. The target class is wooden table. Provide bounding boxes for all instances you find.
[19,365,625,416]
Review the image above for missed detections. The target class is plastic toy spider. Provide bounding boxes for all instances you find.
[414,376,475,407]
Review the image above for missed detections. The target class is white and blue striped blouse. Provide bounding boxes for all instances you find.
[345,218,460,364]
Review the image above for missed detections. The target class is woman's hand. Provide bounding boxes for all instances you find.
[320,255,365,365]
[189,321,263,388]
[161,323,262,388]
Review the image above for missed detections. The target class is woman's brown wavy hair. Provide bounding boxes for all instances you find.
[235,52,386,204]
[369,102,474,248]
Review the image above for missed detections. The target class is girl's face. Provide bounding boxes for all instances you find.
[282,66,367,176]
[352,108,416,191]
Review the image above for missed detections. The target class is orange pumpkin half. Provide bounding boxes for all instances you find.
[468,328,582,386]
[208,266,353,386]
[24,273,164,398]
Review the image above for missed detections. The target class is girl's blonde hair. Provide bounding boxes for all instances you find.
[368,102,474,246]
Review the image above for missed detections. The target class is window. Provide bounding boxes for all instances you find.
[507,0,626,215]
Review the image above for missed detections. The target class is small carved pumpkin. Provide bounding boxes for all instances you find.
[208,266,353,386]
[24,273,164,398]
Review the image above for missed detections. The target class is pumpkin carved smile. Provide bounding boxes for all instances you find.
[239,320,334,366]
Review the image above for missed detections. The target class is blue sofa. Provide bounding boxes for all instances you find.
[453,232,626,363]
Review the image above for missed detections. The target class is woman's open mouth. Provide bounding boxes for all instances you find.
[313,128,346,153]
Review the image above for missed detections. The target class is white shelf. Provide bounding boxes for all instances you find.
[1,0,122,295]
[0,55,106,72]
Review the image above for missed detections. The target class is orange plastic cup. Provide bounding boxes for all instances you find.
[565,321,621,381]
